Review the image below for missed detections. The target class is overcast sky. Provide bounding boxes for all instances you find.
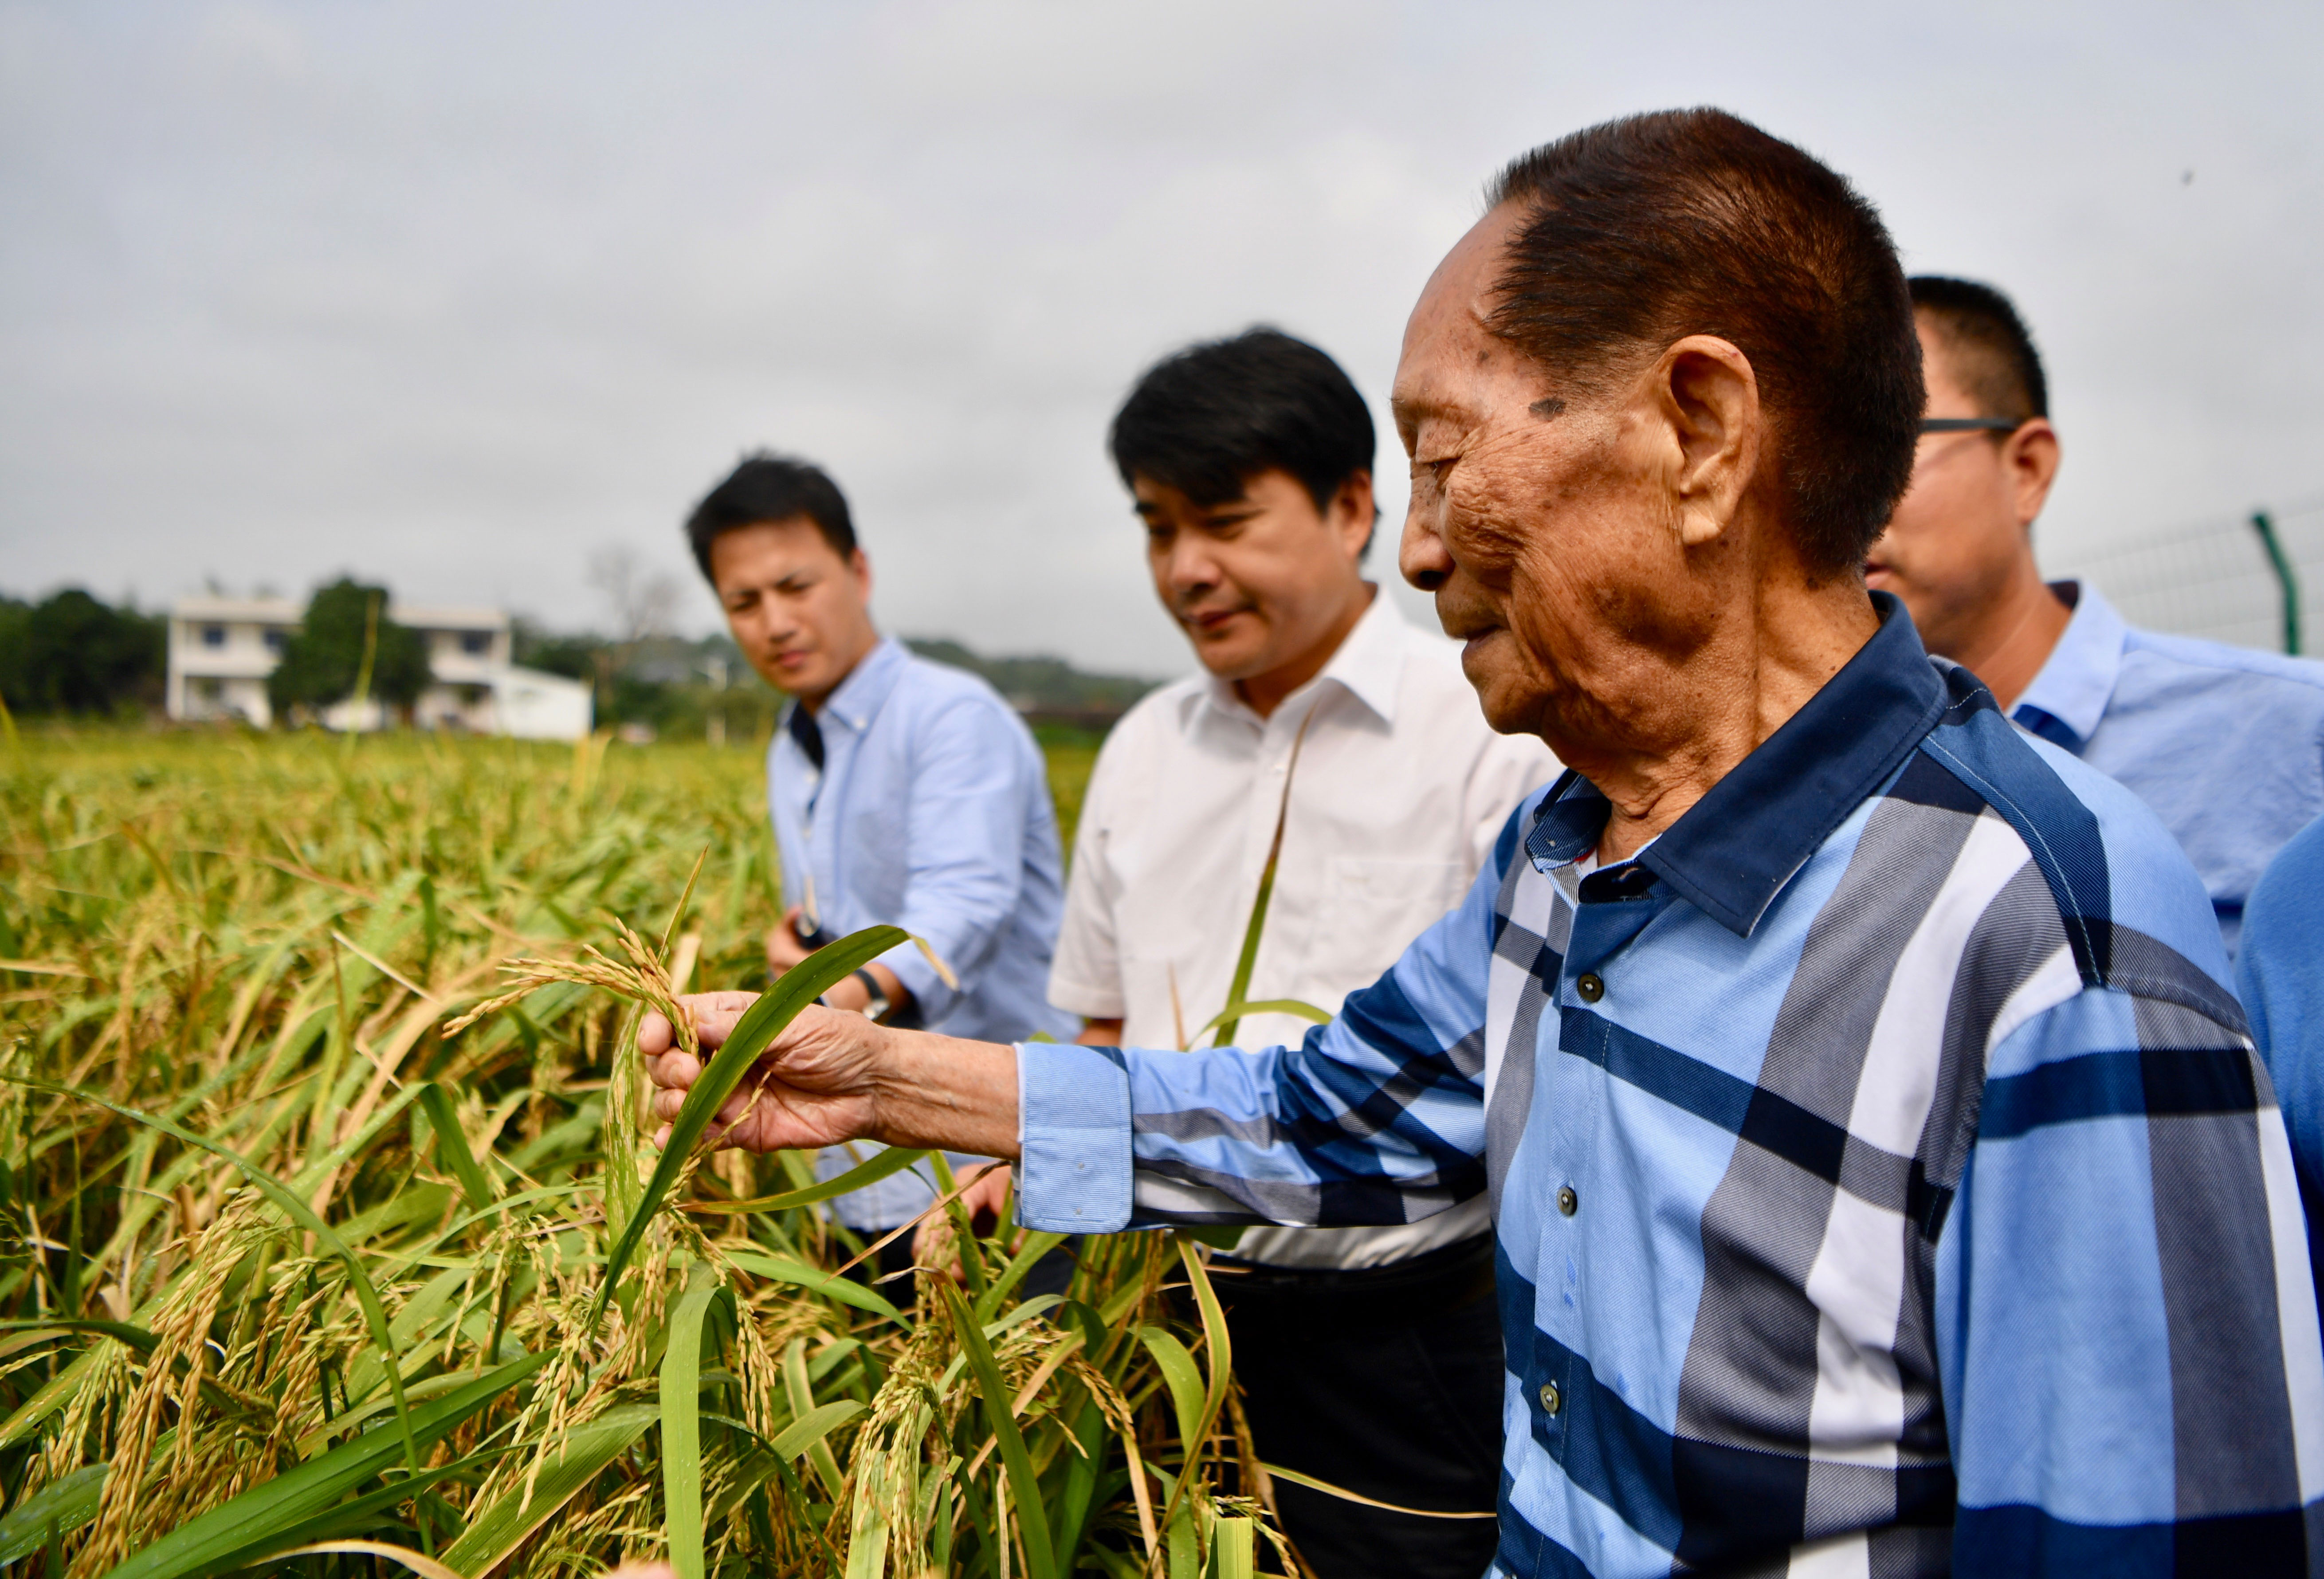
[3,1,2318,676]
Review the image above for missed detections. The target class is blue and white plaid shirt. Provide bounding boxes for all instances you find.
[1017,596,2324,1576]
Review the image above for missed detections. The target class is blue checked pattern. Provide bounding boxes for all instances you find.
[1018,596,2324,1577]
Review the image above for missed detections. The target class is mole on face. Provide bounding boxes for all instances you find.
[1530,397,1566,420]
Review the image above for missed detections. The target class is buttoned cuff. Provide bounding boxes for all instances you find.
[1015,1041,1133,1233]
[879,939,955,1023]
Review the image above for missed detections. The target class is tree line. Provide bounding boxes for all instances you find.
[0,580,1157,737]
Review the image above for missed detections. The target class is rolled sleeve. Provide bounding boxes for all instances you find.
[1016,1040,1135,1232]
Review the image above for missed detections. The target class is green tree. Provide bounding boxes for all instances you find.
[0,589,165,715]
[268,578,431,722]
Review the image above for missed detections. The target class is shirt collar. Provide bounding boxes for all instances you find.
[1180,586,1409,731]
[802,635,908,737]
[1525,592,1949,937]
[2008,581,2123,751]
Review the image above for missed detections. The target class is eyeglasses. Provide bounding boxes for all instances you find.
[1919,417,2023,434]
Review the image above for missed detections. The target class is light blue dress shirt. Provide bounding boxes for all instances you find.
[769,636,1076,1227]
[2238,812,2324,1306]
[2011,580,2324,954]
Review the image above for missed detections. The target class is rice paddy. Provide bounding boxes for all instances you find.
[0,727,1277,1578]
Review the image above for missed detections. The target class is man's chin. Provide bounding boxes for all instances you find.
[1188,632,1266,681]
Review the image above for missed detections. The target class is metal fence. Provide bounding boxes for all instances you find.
[2045,497,2324,656]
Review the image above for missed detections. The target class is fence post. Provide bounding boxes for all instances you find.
[2251,511,2301,656]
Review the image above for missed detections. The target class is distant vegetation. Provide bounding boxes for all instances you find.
[0,589,165,717]
[902,639,1157,724]
[0,584,1157,742]
[267,576,432,718]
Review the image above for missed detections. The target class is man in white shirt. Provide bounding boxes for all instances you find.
[1055,329,1555,1576]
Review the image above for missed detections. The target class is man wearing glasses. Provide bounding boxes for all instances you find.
[1865,276,2324,953]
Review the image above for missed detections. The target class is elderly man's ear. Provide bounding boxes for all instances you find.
[1649,335,1763,550]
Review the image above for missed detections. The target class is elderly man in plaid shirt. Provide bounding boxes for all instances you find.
[644,108,2324,1576]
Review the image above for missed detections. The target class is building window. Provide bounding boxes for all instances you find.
[202,625,227,648]
[460,630,492,656]
[263,629,287,655]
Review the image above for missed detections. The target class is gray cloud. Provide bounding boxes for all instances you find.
[3,0,2318,675]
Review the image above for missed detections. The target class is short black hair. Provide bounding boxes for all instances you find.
[1909,276,2048,424]
[684,452,856,582]
[1109,328,1378,546]
[1486,109,1923,579]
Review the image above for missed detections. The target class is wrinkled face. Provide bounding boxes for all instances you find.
[1864,319,2043,659]
[1134,467,1370,683]
[1392,206,1711,748]
[708,518,878,703]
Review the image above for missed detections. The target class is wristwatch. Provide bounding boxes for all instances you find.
[821,967,891,1021]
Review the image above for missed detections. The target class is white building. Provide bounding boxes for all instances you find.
[167,595,594,739]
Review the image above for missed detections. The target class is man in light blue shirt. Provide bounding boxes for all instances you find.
[683,452,1075,1242]
[1867,275,2324,952]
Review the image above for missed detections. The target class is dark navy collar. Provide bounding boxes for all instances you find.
[1525,592,1950,936]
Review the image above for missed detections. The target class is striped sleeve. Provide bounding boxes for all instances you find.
[1943,966,2324,1571]
[1013,803,1515,1235]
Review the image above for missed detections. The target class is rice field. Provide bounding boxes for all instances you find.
[0,727,1278,1579]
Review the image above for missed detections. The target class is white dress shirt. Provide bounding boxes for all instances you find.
[1048,589,1558,1268]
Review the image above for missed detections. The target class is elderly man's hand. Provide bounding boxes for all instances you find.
[640,990,887,1154]
[638,993,1025,1162]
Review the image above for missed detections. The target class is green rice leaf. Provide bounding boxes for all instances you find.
[0,1318,157,1355]
[679,1143,930,1214]
[589,924,907,1325]
[660,1276,723,1579]
[1211,1515,1255,1579]
[417,1080,495,1210]
[1173,1237,1233,1448]
[943,1281,1058,1579]
[782,1337,847,1500]
[725,1248,910,1327]
[1188,999,1332,1041]
[1135,1326,1204,1453]
[973,1232,1070,1325]
[0,1463,106,1563]
[768,1398,867,1461]
[438,1400,659,1576]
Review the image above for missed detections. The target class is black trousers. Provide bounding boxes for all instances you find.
[1216,1235,1504,1579]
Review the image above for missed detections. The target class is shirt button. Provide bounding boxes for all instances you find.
[1539,1381,1561,1415]
[1557,1185,1578,1217]
[1576,973,1604,1003]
